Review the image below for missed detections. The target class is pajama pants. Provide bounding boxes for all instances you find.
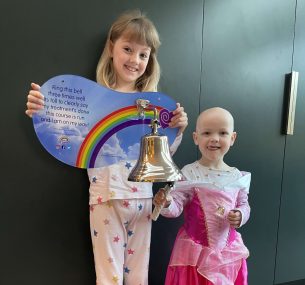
[90,198,152,285]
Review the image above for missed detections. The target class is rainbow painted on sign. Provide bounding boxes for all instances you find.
[76,105,162,168]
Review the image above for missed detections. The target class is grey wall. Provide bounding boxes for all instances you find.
[1,1,201,285]
[1,1,304,285]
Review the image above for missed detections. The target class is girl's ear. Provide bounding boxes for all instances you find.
[230,132,237,146]
[193,132,199,145]
[108,41,114,57]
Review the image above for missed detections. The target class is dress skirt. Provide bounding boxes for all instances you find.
[165,258,248,285]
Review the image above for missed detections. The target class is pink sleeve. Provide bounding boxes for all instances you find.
[160,185,192,218]
[235,190,250,227]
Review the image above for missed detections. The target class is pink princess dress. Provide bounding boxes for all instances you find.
[160,161,251,285]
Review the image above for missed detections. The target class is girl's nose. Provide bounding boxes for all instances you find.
[129,53,139,64]
[210,134,219,142]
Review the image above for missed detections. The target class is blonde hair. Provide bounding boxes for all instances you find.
[96,10,161,92]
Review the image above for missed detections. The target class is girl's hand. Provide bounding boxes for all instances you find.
[169,103,188,135]
[227,210,242,228]
[153,188,171,208]
[25,83,44,118]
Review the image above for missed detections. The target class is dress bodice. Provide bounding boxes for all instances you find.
[184,185,239,250]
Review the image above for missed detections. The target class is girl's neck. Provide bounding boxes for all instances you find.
[112,82,138,93]
[198,157,231,171]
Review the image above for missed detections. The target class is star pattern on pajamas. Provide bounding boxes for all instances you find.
[125,161,132,169]
[131,186,138,192]
[127,248,135,255]
[113,235,120,243]
[112,275,119,283]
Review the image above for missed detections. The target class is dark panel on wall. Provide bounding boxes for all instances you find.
[276,279,305,285]
[199,1,295,284]
[0,1,201,285]
[275,1,305,283]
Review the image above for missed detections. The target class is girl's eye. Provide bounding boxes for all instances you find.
[123,47,132,53]
[140,53,149,59]
[220,131,229,136]
[202,132,210,136]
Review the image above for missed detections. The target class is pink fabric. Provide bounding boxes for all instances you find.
[165,266,213,285]
[165,259,247,285]
[184,194,209,246]
[228,228,237,245]
[235,259,248,285]
[165,187,249,285]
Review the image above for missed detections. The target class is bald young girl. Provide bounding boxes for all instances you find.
[154,107,251,285]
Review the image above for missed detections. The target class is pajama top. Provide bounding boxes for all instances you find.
[87,133,183,205]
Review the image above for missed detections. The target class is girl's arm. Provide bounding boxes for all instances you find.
[168,103,188,155]
[228,189,250,228]
[235,190,251,227]
[169,133,183,155]
[228,172,251,228]
[156,185,192,218]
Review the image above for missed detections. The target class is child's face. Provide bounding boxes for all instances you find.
[193,109,236,165]
[110,36,151,91]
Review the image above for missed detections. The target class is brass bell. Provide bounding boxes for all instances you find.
[128,130,184,182]
[128,100,184,183]
[128,100,184,221]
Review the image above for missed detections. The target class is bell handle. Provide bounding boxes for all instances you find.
[151,183,173,221]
